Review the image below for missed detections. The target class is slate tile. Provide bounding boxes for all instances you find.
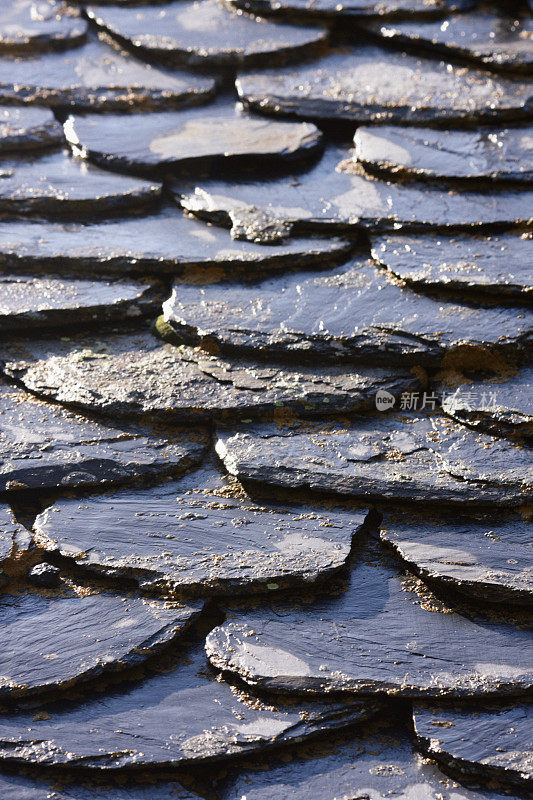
[0,106,63,153]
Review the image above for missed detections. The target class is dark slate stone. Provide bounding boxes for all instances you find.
[0,638,379,768]
[364,12,533,75]
[0,207,351,278]
[33,463,371,596]
[380,509,533,606]
[3,329,418,422]
[413,703,533,790]
[0,504,31,576]
[0,149,161,218]
[0,106,63,153]
[162,259,532,367]
[0,37,216,110]
[355,125,533,183]
[215,414,533,506]
[0,0,87,54]
[28,562,61,588]
[0,380,207,492]
[236,47,533,124]
[0,275,163,332]
[226,0,474,21]
[180,146,533,241]
[440,369,533,440]
[64,102,323,177]
[371,232,533,302]
[0,773,199,800]
[86,1,328,69]
[0,591,201,701]
[205,541,533,697]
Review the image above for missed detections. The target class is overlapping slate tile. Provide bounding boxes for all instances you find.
[371,232,533,302]
[413,703,533,789]
[215,414,533,506]
[162,259,533,366]
[0,638,379,768]
[0,275,163,332]
[226,0,474,21]
[236,47,533,124]
[0,380,207,492]
[0,149,161,218]
[0,37,216,110]
[0,208,351,278]
[0,0,87,54]
[180,147,533,242]
[364,11,533,74]
[355,125,533,183]
[0,772,200,800]
[2,329,418,422]
[86,1,328,69]
[205,541,533,697]
[0,505,31,577]
[64,103,323,178]
[0,106,63,153]
[0,591,202,701]
[380,509,533,606]
[33,463,371,596]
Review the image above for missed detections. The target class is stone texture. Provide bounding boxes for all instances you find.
[226,0,473,21]
[0,106,63,153]
[0,380,207,492]
[0,0,87,54]
[86,1,328,69]
[371,232,533,302]
[0,504,31,577]
[215,414,533,507]
[236,47,533,124]
[355,125,533,183]
[162,259,533,367]
[0,774,199,800]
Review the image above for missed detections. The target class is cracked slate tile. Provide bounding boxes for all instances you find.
[0,0,88,54]
[380,508,533,606]
[86,0,328,70]
[0,36,216,110]
[0,106,63,153]
[179,147,533,242]
[371,232,533,303]
[2,328,418,422]
[0,207,351,278]
[0,380,207,492]
[225,0,474,21]
[413,703,533,790]
[215,413,533,507]
[0,590,202,701]
[362,11,533,75]
[161,259,533,367]
[0,772,201,800]
[354,125,533,184]
[0,149,161,218]
[0,638,379,769]
[0,275,164,332]
[33,462,371,596]
[236,47,533,124]
[64,102,323,178]
[0,505,32,578]
[205,539,533,697]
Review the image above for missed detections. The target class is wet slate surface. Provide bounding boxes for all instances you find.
[205,540,533,697]
[0,149,161,218]
[33,463,371,596]
[236,47,533,124]
[364,11,533,74]
[0,380,207,492]
[0,207,350,278]
[0,37,216,110]
[0,638,379,768]
[371,232,533,302]
[86,1,328,69]
[215,414,533,507]
[0,772,200,800]
[0,0,87,54]
[0,504,31,576]
[2,329,418,422]
[380,509,533,606]
[226,0,474,21]
[413,703,533,789]
[0,106,63,153]
[65,103,323,178]
[180,146,533,241]
[354,125,533,183]
[0,275,162,332]
[162,259,533,367]
[0,591,201,701]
